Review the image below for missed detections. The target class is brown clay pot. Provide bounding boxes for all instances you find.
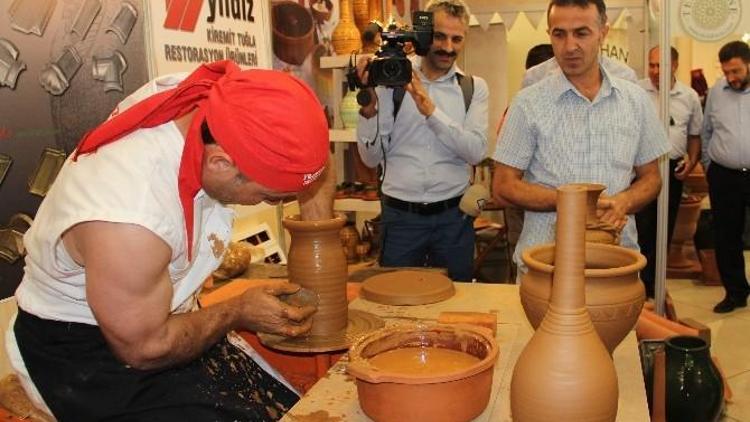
[581,183,620,244]
[331,0,362,54]
[511,184,619,421]
[283,214,348,336]
[521,242,646,353]
[272,1,315,65]
[667,195,703,269]
[347,324,498,422]
[352,0,370,33]
[340,222,360,263]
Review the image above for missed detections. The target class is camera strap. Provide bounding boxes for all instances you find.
[392,73,474,119]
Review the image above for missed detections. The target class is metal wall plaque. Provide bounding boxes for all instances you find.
[0,213,32,264]
[71,0,102,39]
[8,0,57,37]
[0,154,11,187]
[28,147,66,197]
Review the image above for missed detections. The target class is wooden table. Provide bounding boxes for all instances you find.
[281,283,650,421]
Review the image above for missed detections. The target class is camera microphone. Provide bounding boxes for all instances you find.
[459,184,490,219]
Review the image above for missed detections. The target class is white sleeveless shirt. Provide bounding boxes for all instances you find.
[15,72,234,323]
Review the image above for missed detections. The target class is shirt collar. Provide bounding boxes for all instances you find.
[720,77,750,94]
[642,78,683,96]
[413,55,463,82]
[550,60,620,102]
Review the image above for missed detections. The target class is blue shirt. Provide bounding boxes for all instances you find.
[494,67,669,272]
[701,78,750,170]
[356,58,489,202]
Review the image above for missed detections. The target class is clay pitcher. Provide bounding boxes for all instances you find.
[283,214,348,336]
[271,1,315,65]
[511,184,619,421]
[582,183,620,244]
[331,0,362,55]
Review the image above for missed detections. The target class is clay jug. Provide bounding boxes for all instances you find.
[511,184,619,421]
[283,214,348,336]
[340,221,360,263]
[582,183,620,244]
[367,0,382,23]
[663,336,724,422]
[331,0,362,55]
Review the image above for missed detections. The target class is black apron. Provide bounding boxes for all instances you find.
[13,308,298,422]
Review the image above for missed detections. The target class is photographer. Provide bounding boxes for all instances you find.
[356,0,489,281]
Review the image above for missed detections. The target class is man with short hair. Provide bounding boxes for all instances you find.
[5,61,334,420]
[492,0,669,276]
[702,40,750,313]
[356,0,489,281]
[635,45,703,298]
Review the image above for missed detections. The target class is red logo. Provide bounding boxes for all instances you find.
[164,0,204,32]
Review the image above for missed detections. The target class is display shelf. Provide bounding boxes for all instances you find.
[329,129,357,143]
[320,54,372,69]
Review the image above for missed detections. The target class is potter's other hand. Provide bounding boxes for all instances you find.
[596,194,630,231]
[405,70,435,117]
[236,280,316,337]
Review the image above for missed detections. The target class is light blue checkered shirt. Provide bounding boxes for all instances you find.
[494,66,669,273]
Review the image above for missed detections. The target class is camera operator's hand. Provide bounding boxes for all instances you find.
[356,56,378,119]
[405,70,435,117]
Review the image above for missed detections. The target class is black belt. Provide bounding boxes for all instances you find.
[712,161,750,175]
[383,195,461,215]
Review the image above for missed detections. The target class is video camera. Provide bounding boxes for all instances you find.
[347,11,434,90]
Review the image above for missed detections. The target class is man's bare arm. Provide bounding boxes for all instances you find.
[298,158,336,221]
[492,162,557,211]
[68,221,315,370]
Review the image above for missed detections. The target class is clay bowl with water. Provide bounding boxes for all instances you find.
[521,242,646,353]
[347,324,498,422]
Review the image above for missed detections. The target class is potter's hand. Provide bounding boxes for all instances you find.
[597,193,630,231]
[356,56,378,118]
[405,70,435,117]
[236,280,316,337]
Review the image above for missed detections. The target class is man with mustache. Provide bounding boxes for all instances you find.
[356,0,488,281]
[701,40,750,313]
[492,0,669,278]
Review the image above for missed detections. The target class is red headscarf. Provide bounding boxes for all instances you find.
[74,60,329,260]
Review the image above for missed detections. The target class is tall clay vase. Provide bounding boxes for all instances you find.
[283,214,348,336]
[664,336,724,422]
[331,0,362,55]
[352,0,370,33]
[511,184,619,422]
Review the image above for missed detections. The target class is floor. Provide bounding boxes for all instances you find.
[667,257,750,422]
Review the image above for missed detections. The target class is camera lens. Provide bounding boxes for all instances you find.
[383,61,402,78]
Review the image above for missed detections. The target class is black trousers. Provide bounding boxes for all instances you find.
[636,159,683,298]
[706,162,750,300]
[14,308,298,422]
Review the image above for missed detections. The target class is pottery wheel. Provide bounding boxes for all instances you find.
[360,270,455,305]
[257,309,384,353]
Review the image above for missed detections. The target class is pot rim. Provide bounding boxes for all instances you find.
[272,1,315,37]
[282,213,347,231]
[346,323,498,385]
[665,335,709,352]
[522,242,646,277]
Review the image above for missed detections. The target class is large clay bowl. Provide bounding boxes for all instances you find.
[347,324,498,422]
[521,242,646,353]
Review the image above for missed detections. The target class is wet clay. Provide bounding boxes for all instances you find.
[368,347,480,375]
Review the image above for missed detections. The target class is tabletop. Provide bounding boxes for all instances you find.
[281,283,650,422]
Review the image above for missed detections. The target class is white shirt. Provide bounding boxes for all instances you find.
[637,78,703,160]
